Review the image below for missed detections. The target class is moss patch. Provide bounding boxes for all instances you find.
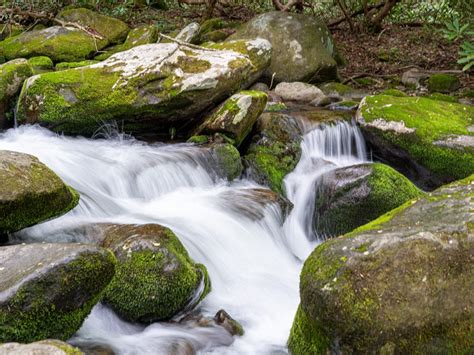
[427,73,460,93]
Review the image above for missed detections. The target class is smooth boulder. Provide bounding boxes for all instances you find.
[289,175,474,354]
[100,224,210,323]
[274,82,325,102]
[357,94,474,189]
[0,243,116,343]
[17,39,272,136]
[244,112,303,194]
[229,11,339,83]
[0,340,83,355]
[195,90,267,146]
[314,163,424,237]
[0,150,79,234]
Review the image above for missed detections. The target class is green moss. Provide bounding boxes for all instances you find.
[201,29,230,43]
[28,56,53,74]
[0,59,33,101]
[176,56,211,73]
[355,77,376,86]
[427,73,460,93]
[55,60,98,70]
[380,88,407,97]
[0,250,116,343]
[321,82,355,96]
[213,143,243,181]
[187,135,209,144]
[360,95,474,182]
[265,102,287,112]
[103,226,209,322]
[426,92,458,103]
[200,18,225,35]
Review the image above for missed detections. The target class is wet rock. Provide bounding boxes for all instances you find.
[327,99,359,111]
[289,176,474,354]
[356,94,474,189]
[208,142,243,181]
[0,59,33,128]
[320,82,364,101]
[56,8,129,44]
[100,224,210,323]
[0,150,79,234]
[243,112,303,194]
[195,90,267,146]
[17,39,271,136]
[229,11,339,83]
[0,243,116,343]
[313,163,423,237]
[274,82,325,103]
[214,310,244,336]
[427,73,461,93]
[0,340,83,354]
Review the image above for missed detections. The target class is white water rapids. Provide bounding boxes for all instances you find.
[0,119,366,354]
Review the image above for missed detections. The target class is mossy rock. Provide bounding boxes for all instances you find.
[229,11,338,84]
[289,175,474,354]
[195,90,267,146]
[100,224,210,323]
[357,94,474,189]
[56,8,129,44]
[0,243,116,343]
[0,150,79,234]
[209,142,243,181]
[320,82,363,100]
[427,73,460,93]
[314,163,424,237]
[187,135,209,144]
[175,22,201,44]
[228,12,338,84]
[201,29,230,43]
[55,60,98,70]
[243,112,302,194]
[28,56,54,74]
[2,26,109,62]
[380,88,407,97]
[0,340,83,354]
[17,40,271,136]
[0,24,24,41]
[426,92,459,103]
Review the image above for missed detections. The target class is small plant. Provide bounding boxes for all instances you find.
[458,41,474,71]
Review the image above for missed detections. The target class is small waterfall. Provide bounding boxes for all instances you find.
[283,120,367,260]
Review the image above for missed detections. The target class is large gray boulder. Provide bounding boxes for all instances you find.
[16,39,272,136]
[0,243,116,343]
[0,150,79,234]
[289,175,474,354]
[229,12,340,83]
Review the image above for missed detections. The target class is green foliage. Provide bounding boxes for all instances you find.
[441,17,473,41]
[458,40,474,71]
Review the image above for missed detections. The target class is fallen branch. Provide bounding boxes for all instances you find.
[158,33,219,51]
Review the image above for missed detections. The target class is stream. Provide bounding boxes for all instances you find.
[0,118,367,354]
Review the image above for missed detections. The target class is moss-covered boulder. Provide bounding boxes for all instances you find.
[55,60,98,70]
[28,56,54,74]
[0,243,116,343]
[357,94,474,189]
[321,82,365,100]
[17,39,272,136]
[0,59,33,128]
[244,112,303,194]
[99,224,210,323]
[195,90,267,146]
[1,26,110,62]
[0,24,24,41]
[229,11,339,83]
[94,24,158,60]
[314,163,424,237]
[427,73,461,93]
[0,150,79,234]
[208,143,243,181]
[56,8,129,44]
[289,176,474,354]
[0,340,83,355]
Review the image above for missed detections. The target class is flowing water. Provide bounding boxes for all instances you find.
[0,119,366,355]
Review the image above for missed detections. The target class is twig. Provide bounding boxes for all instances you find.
[158,33,219,51]
[329,1,384,28]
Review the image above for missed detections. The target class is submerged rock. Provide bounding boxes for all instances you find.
[244,112,303,194]
[229,11,339,83]
[289,175,474,354]
[357,94,474,189]
[0,59,33,128]
[100,224,210,323]
[0,243,116,343]
[0,340,83,354]
[314,163,424,237]
[0,150,79,234]
[17,39,272,136]
[195,90,267,146]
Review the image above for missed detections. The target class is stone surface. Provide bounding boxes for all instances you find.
[0,150,79,234]
[17,39,272,136]
[289,175,474,354]
[229,11,339,83]
[356,94,474,189]
[274,82,325,102]
[0,340,83,354]
[175,22,200,44]
[28,56,54,74]
[99,224,210,323]
[195,90,267,146]
[0,243,116,342]
[243,112,303,194]
[313,163,423,237]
